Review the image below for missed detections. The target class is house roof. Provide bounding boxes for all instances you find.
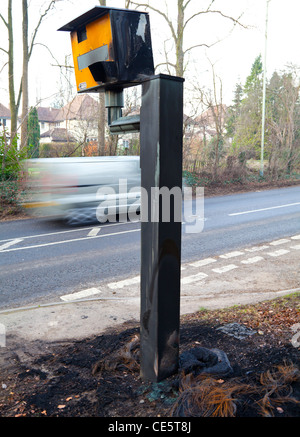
[37,107,61,122]
[40,128,76,142]
[58,94,99,121]
[0,103,11,118]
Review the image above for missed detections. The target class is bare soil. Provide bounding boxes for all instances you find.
[0,293,299,418]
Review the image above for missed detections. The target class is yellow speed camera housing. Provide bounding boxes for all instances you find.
[59,6,154,92]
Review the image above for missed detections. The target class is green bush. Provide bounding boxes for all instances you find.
[0,133,27,181]
[0,133,27,213]
[0,180,21,206]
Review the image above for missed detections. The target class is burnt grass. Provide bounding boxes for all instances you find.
[0,293,299,418]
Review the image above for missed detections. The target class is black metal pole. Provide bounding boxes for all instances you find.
[139,74,184,382]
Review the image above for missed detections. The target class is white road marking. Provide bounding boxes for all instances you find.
[270,239,290,246]
[267,249,290,257]
[245,245,269,252]
[241,256,264,264]
[220,251,244,259]
[0,228,140,253]
[0,221,137,244]
[0,238,23,251]
[212,264,238,274]
[108,275,140,290]
[228,202,300,216]
[189,258,217,268]
[291,234,300,240]
[181,272,208,285]
[290,245,300,250]
[60,287,102,302]
[87,227,101,237]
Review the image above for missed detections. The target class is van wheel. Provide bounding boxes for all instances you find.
[65,208,97,226]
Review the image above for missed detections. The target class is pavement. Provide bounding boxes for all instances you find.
[0,233,299,353]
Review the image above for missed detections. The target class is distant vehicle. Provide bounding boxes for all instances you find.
[23,156,141,225]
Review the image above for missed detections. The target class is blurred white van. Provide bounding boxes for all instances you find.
[23,156,141,225]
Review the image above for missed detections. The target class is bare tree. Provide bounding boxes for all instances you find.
[0,0,60,145]
[21,0,29,151]
[193,58,226,179]
[130,0,246,77]
[0,0,18,145]
[267,69,300,178]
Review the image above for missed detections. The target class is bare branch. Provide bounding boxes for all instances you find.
[0,13,8,28]
[0,62,8,74]
[32,42,61,66]
[183,0,192,10]
[184,9,247,31]
[155,61,176,70]
[51,63,74,69]
[0,47,8,55]
[28,0,57,59]
[130,1,177,43]
[183,40,220,55]
[16,80,22,110]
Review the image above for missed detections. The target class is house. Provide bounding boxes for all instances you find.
[0,103,12,135]
[57,94,99,143]
[37,107,62,135]
[40,128,76,144]
[1,95,100,148]
[37,94,100,147]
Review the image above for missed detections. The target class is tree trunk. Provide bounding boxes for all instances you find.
[21,0,29,152]
[176,0,184,77]
[8,0,18,144]
[98,93,106,155]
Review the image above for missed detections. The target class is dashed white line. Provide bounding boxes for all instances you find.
[220,251,244,259]
[181,272,208,285]
[189,258,217,268]
[0,238,23,251]
[270,239,290,246]
[267,249,290,257]
[241,256,264,265]
[245,245,269,252]
[291,235,300,240]
[87,227,101,237]
[212,264,238,274]
[290,245,300,250]
[108,275,140,290]
[60,287,102,302]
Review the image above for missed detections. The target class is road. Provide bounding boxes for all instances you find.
[0,185,299,310]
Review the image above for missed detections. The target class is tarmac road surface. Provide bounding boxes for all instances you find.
[0,185,299,310]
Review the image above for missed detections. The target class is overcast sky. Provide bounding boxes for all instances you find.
[0,0,299,112]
